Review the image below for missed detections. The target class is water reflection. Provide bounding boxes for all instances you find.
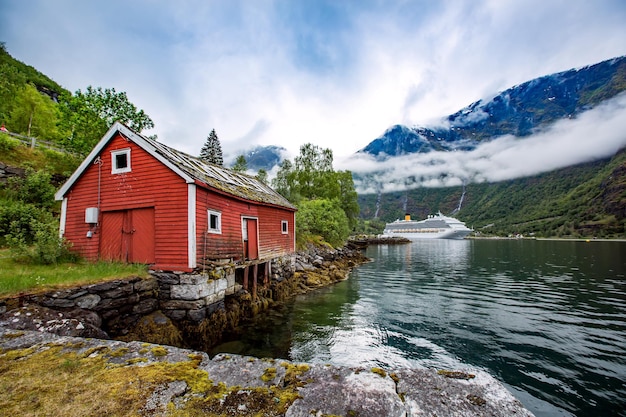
[371,239,470,272]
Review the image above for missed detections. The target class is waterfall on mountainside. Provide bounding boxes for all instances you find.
[402,192,408,213]
[374,189,382,218]
[451,182,466,215]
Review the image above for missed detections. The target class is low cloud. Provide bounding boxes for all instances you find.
[3,1,626,162]
[341,94,626,194]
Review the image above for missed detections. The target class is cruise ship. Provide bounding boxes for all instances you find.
[383,212,472,240]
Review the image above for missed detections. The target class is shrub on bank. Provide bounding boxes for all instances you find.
[296,198,350,247]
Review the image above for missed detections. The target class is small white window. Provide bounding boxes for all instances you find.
[111,148,131,174]
[208,210,222,234]
[281,220,288,234]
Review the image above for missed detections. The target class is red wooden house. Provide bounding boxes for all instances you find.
[55,122,296,272]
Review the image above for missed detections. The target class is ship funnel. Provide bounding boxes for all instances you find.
[405,213,411,221]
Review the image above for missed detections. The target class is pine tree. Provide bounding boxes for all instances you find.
[199,129,223,166]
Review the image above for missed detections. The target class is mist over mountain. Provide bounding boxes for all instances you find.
[346,56,626,194]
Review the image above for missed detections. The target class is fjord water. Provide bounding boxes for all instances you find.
[215,240,626,417]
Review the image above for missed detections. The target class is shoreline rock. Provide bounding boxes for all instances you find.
[0,327,534,416]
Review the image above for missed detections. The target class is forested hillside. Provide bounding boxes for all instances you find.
[0,44,155,263]
[358,148,626,238]
[0,44,154,155]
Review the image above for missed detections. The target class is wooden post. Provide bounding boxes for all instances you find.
[252,263,258,300]
[264,262,269,286]
[243,266,249,291]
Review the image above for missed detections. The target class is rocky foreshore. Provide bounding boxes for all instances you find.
[0,327,533,416]
[0,244,535,416]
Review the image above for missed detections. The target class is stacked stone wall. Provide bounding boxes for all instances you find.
[153,265,239,322]
[0,161,25,184]
[0,276,159,335]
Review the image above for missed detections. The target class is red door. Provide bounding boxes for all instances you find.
[100,208,155,264]
[130,207,155,263]
[244,218,258,260]
[100,211,124,262]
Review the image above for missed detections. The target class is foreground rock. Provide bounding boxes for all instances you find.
[0,327,533,416]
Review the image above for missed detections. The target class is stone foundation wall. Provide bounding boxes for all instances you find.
[0,254,297,338]
[1,276,160,335]
[152,266,239,322]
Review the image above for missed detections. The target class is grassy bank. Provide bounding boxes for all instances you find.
[0,249,148,296]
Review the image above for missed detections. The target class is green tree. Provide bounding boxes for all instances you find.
[74,86,153,131]
[272,159,296,202]
[296,199,350,247]
[199,129,223,165]
[256,169,268,185]
[272,143,360,245]
[336,170,359,230]
[58,86,154,154]
[293,144,338,200]
[232,154,247,172]
[8,84,60,139]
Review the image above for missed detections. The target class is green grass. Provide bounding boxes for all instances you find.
[0,249,149,296]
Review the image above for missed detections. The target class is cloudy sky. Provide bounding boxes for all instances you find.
[3,0,626,185]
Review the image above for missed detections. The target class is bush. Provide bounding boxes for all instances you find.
[0,133,19,152]
[0,200,42,245]
[6,169,56,208]
[6,216,75,264]
[296,198,350,247]
[0,200,74,264]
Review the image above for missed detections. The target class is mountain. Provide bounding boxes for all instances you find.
[355,55,626,238]
[357,147,626,238]
[232,145,286,171]
[360,56,626,158]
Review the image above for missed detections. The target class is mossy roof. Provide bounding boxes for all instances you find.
[143,134,295,210]
[56,122,295,211]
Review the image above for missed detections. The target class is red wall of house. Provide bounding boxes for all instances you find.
[61,133,190,270]
[195,188,295,262]
[256,205,295,258]
[62,132,296,271]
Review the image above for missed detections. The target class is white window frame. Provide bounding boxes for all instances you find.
[281,220,289,234]
[208,210,222,234]
[111,148,131,174]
